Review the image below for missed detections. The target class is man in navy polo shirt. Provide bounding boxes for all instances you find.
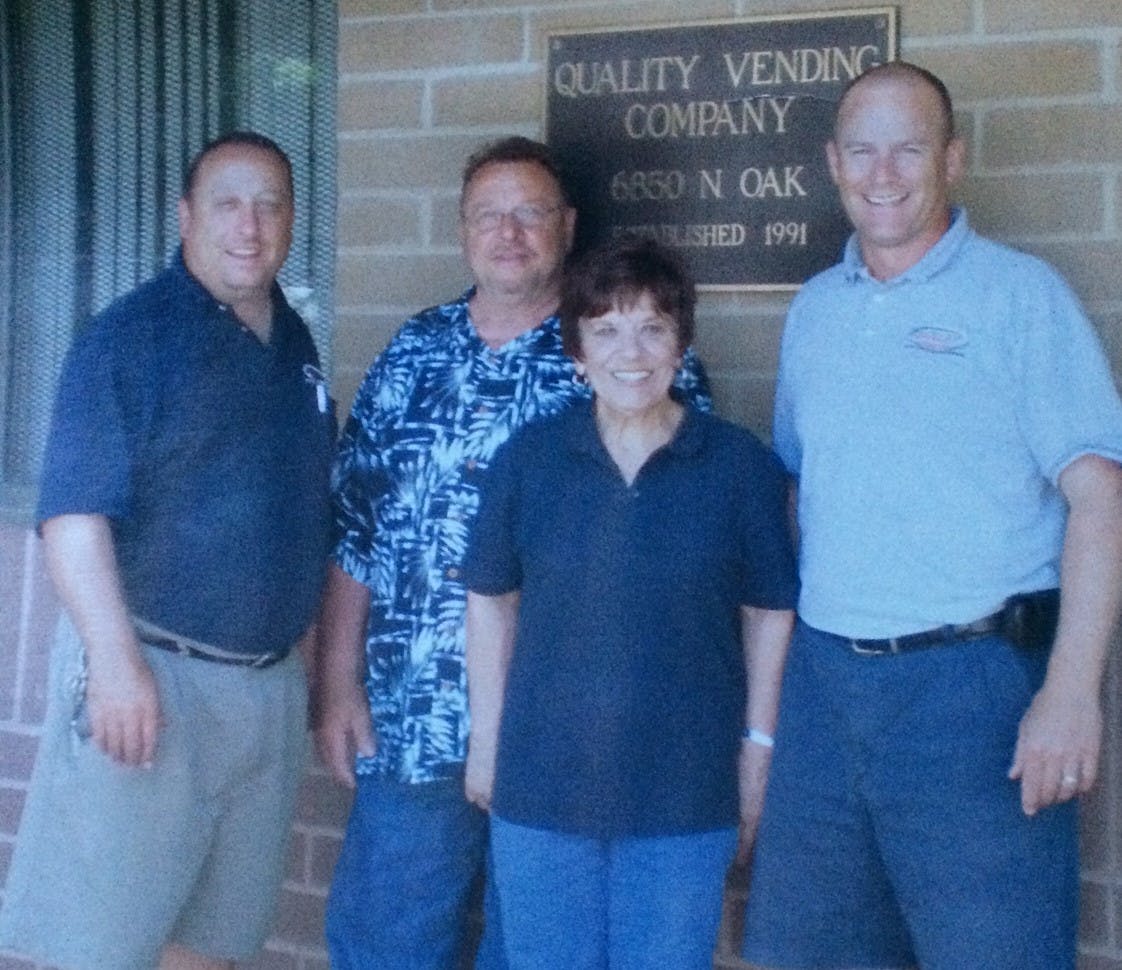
[0,132,333,970]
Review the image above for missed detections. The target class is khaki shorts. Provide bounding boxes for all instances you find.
[0,615,308,970]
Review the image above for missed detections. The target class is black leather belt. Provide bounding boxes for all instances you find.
[134,617,287,669]
[844,589,1061,656]
[845,611,1005,656]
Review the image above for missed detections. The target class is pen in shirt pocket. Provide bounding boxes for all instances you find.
[303,363,329,414]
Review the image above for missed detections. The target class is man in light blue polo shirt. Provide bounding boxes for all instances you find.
[742,61,1122,970]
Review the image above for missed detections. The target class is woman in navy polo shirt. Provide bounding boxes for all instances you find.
[463,237,797,970]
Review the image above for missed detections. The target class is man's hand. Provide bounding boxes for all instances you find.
[464,739,496,812]
[736,738,772,864]
[86,652,161,768]
[1009,682,1101,816]
[313,681,376,788]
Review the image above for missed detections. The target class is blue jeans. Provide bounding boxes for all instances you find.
[491,815,736,970]
[743,621,1078,970]
[326,775,506,970]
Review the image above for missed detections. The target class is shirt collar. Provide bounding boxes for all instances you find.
[841,206,971,285]
[566,398,708,464]
[455,285,563,353]
[171,245,295,336]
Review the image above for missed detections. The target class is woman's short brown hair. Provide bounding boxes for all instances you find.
[560,236,695,359]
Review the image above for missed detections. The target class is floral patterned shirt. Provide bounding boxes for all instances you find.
[331,288,711,782]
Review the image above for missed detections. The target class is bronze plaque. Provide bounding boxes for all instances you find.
[545,9,898,290]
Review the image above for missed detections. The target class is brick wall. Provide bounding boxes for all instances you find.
[332,1,1122,968]
[2,1,1121,968]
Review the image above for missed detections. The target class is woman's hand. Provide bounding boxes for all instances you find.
[736,737,773,864]
[465,738,497,811]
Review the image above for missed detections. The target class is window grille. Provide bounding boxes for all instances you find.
[0,1,336,508]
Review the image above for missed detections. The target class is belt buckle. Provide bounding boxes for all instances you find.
[848,638,898,656]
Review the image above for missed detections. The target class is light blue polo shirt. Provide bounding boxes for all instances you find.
[774,208,1122,638]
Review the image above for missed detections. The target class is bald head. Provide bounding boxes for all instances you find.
[836,61,956,146]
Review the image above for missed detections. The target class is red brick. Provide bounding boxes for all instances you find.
[309,832,343,890]
[240,945,301,970]
[19,542,58,727]
[1080,879,1110,947]
[0,789,25,838]
[0,526,27,723]
[286,829,307,884]
[270,887,328,950]
[0,733,41,784]
[295,775,353,830]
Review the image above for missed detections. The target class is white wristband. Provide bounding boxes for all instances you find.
[742,727,775,748]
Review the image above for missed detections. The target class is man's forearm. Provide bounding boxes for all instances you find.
[41,513,142,665]
[315,561,371,703]
[1047,454,1122,698]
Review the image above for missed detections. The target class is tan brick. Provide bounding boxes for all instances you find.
[434,0,540,9]
[337,251,470,310]
[432,73,543,128]
[917,42,1100,102]
[337,196,423,249]
[1093,311,1122,373]
[958,172,1105,237]
[704,373,778,439]
[531,0,732,38]
[983,106,1122,169]
[694,304,788,375]
[433,194,464,245]
[339,79,423,131]
[339,134,487,192]
[985,0,1122,31]
[341,15,523,74]
[266,886,327,950]
[340,0,423,16]
[332,311,406,379]
[1024,240,1122,308]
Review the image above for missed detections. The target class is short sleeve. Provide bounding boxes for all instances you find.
[36,322,132,526]
[463,434,523,596]
[738,440,799,610]
[329,355,396,582]
[1012,264,1122,483]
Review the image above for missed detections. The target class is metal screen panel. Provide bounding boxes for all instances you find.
[0,0,337,496]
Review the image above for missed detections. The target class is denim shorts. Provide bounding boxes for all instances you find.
[0,614,308,970]
[742,620,1078,970]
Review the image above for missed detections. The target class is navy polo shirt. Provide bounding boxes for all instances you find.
[464,401,798,838]
[37,252,334,655]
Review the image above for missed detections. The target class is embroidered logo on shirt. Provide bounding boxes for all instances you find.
[906,327,968,355]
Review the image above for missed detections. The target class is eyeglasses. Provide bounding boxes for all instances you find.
[463,204,564,233]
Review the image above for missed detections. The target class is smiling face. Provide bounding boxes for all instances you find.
[827,74,965,280]
[574,291,683,422]
[459,161,575,303]
[178,143,293,319]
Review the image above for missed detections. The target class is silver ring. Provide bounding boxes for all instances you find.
[1061,774,1078,786]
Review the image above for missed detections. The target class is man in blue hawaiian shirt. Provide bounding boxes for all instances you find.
[314,136,710,969]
